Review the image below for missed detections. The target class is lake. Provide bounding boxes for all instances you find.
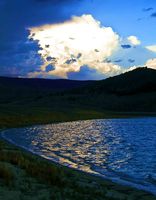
[1,118,156,194]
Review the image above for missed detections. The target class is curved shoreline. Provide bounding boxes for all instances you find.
[1,122,156,197]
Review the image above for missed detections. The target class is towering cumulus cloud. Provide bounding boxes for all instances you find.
[127,36,141,46]
[28,15,121,78]
[146,58,156,69]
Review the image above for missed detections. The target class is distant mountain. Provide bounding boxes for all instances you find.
[84,67,156,95]
[1,67,155,95]
[0,76,94,104]
[66,67,156,112]
[0,67,156,113]
[0,76,93,91]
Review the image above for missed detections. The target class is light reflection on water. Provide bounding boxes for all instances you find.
[2,118,156,194]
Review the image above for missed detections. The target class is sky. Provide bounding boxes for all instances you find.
[1,0,156,80]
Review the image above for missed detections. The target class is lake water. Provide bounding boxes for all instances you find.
[1,118,156,194]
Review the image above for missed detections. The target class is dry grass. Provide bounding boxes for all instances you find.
[0,163,14,186]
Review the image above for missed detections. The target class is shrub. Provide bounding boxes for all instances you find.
[0,163,14,186]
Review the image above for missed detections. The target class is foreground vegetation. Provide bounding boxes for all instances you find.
[0,140,156,200]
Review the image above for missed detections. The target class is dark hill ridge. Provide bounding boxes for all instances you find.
[66,67,156,112]
[0,77,94,104]
[0,67,156,112]
[0,67,155,95]
[85,67,156,95]
[0,76,94,91]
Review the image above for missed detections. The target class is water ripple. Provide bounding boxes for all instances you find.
[2,117,156,194]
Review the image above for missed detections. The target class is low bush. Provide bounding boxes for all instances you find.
[0,149,65,187]
[0,163,14,186]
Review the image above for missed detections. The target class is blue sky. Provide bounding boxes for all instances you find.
[0,0,156,79]
[81,0,156,45]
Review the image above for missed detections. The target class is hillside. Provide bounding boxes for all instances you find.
[0,77,93,104]
[0,76,93,91]
[0,67,156,128]
[66,67,156,112]
[82,67,156,95]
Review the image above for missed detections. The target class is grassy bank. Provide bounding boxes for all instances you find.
[1,102,156,129]
[0,139,156,200]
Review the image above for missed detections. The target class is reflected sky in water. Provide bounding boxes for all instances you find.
[2,118,156,194]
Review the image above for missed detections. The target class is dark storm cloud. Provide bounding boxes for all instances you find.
[68,66,105,80]
[103,58,111,63]
[143,7,153,12]
[65,58,77,64]
[77,53,82,59]
[0,0,81,76]
[128,59,135,63]
[114,59,122,63]
[45,64,55,72]
[137,18,143,21]
[0,49,43,77]
[151,12,156,17]
[121,44,132,49]
[35,0,78,3]
[46,56,57,62]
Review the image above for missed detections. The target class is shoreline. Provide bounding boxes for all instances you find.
[1,110,156,130]
[2,133,156,197]
[1,117,156,199]
[1,136,156,200]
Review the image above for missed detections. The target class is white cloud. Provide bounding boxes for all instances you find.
[126,65,137,72]
[146,45,156,53]
[127,36,141,46]
[28,14,121,78]
[145,58,156,69]
[125,58,156,73]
